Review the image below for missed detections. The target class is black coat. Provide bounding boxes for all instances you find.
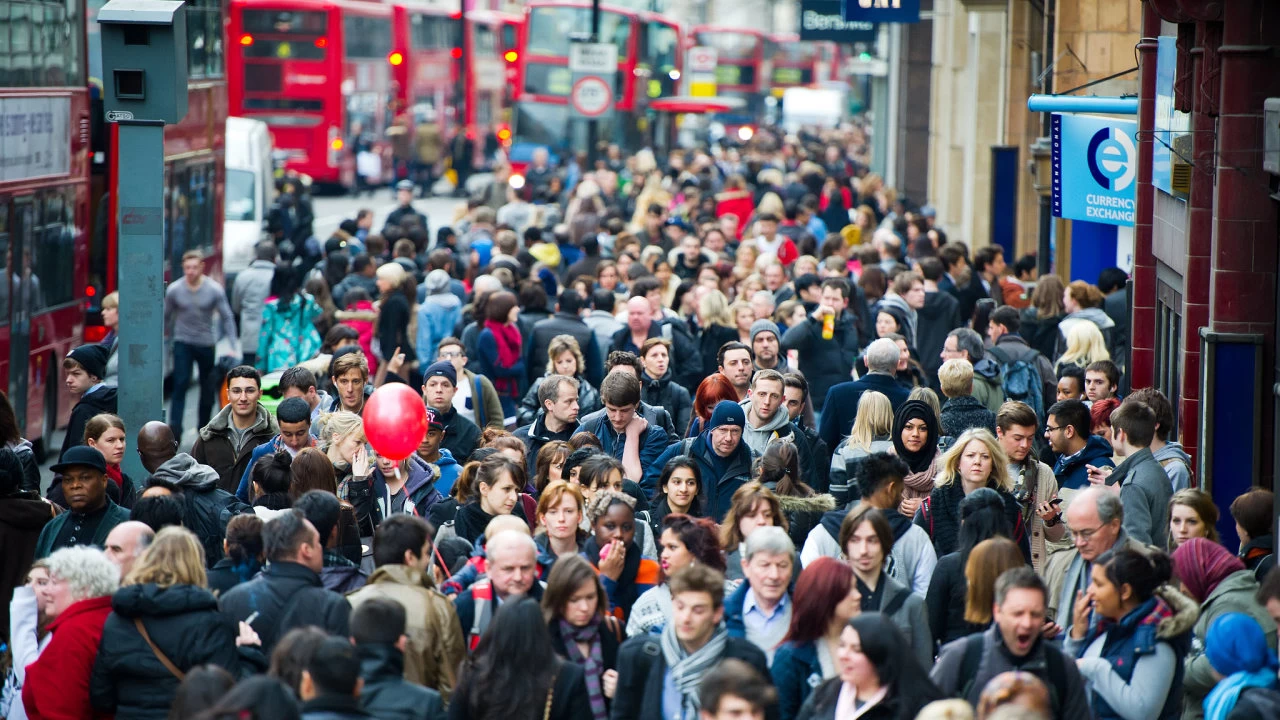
[437,406,481,464]
[303,695,375,719]
[610,634,776,720]
[61,386,117,460]
[448,660,590,720]
[90,583,259,719]
[780,312,860,414]
[796,678,918,720]
[695,324,741,378]
[525,312,604,387]
[641,369,693,438]
[219,561,351,652]
[514,411,579,479]
[359,643,444,720]
[517,375,601,427]
[917,291,963,382]
[610,321,703,395]
[547,615,624,712]
[924,551,985,649]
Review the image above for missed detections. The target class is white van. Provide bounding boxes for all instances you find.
[223,117,274,282]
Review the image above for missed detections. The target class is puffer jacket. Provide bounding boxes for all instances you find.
[401,454,444,519]
[517,374,601,427]
[149,453,254,566]
[640,368,693,437]
[90,583,256,719]
[774,492,836,552]
[257,293,323,373]
[7,439,41,493]
[190,402,279,494]
[645,434,753,523]
[219,561,351,653]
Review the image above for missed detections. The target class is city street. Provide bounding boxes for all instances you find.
[310,184,480,242]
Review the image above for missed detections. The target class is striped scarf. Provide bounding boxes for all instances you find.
[560,619,608,720]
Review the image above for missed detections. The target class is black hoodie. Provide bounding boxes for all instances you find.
[358,643,443,720]
[61,385,117,459]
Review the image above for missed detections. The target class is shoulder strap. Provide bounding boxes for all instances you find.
[604,614,624,642]
[544,669,558,720]
[957,633,986,700]
[985,345,1011,366]
[135,618,185,680]
[880,589,909,618]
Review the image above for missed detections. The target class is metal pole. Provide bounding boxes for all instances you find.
[586,0,601,167]
[114,120,167,481]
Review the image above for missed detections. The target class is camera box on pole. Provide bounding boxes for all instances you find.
[97,0,188,123]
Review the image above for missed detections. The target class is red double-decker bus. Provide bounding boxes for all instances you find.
[391,3,460,137]
[767,34,840,96]
[227,0,395,189]
[514,0,682,157]
[690,25,770,125]
[0,0,93,457]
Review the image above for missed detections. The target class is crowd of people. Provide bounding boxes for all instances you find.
[2,126,1280,720]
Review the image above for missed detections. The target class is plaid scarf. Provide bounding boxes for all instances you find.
[560,619,608,720]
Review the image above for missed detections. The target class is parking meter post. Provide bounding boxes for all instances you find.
[96,0,189,479]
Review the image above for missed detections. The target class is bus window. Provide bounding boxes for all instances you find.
[343,16,392,59]
[34,188,77,308]
[526,7,629,58]
[473,24,496,55]
[410,15,459,50]
[5,0,85,87]
[0,202,9,327]
[186,0,224,79]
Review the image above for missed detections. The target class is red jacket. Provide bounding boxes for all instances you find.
[715,190,755,240]
[23,595,114,720]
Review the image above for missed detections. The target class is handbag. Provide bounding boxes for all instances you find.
[543,670,558,720]
[134,618,185,680]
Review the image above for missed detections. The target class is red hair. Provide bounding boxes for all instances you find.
[1090,397,1121,435]
[784,557,853,645]
[693,374,740,424]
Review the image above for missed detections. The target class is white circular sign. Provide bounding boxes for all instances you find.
[571,76,611,117]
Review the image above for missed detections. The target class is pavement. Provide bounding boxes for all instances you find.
[310,183,479,242]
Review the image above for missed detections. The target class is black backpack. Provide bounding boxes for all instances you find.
[957,633,1067,713]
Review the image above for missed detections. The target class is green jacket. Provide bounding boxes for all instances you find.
[1182,569,1278,720]
[34,499,131,559]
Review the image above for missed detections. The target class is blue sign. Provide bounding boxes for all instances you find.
[802,1,878,42]
[1051,113,1138,227]
[841,0,920,24]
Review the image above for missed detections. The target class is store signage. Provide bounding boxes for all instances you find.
[801,1,878,42]
[1051,113,1138,227]
[841,0,920,24]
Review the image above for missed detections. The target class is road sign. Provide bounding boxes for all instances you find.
[687,46,717,73]
[570,43,618,73]
[571,76,611,117]
[569,41,617,120]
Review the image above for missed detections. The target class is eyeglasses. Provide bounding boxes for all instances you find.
[1044,425,1061,434]
[1068,524,1106,542]
[438,351,463,360]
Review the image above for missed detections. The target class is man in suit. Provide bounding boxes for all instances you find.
[611,565,776,720]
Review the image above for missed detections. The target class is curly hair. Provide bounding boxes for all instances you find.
[659,514,726,578]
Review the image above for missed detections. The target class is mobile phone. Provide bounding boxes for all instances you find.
[1050,498,1064,507]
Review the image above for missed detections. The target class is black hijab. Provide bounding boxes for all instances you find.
[892,399,940,474]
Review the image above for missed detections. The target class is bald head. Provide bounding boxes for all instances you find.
[485,530,538,600]
[137,421,178,473]
[104,521,155,578]
[626,296,653,334]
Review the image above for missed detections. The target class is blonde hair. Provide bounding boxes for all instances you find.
[848,391,893,452]
[699,290,734,329]
[755,192,784,219]
[909,386,942,424]
[1057,321,1110,368]
[728,300,754,327]
[376,262,407,285]
[125,526,208,588]
[938,358,975,399]
[102,291,119,310]
[317,411,364,450]
[545,334,585,376]
[938,428,1012,491]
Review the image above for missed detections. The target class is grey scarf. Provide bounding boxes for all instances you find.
[660,622,728,719]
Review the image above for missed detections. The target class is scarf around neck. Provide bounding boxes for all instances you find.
[661,621,728,719]
[483,320,523,368]
[561,618,608,720]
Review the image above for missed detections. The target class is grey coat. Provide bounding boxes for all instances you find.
[1182,570,1278,720]
[230,259,276,351]
[875,572,933,670]
[1112,447,1172,548]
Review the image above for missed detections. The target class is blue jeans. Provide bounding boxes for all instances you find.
[171,341,216,439]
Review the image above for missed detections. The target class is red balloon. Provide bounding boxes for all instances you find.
[361,383,429,462]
